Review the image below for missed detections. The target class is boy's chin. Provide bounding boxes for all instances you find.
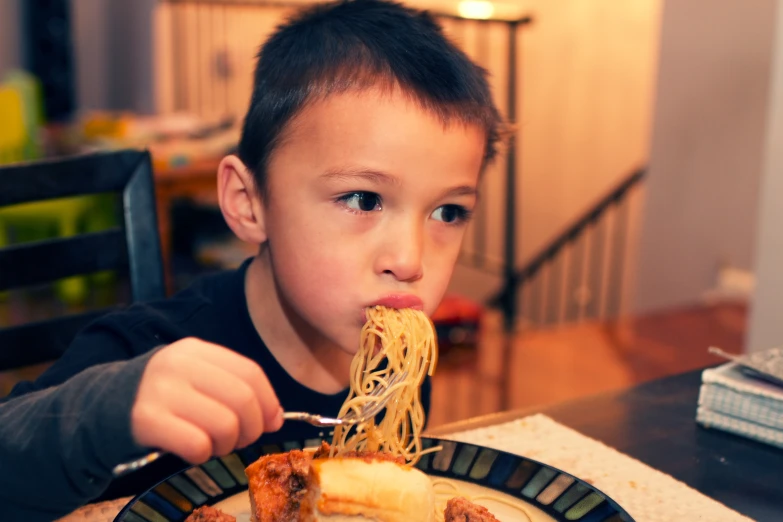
[332,338,382,358]
[326,335,361,357]
[337,346,360,358]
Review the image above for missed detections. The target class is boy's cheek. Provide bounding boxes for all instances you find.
[426,280,453,313]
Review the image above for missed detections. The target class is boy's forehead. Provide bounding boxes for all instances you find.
[295,88,413,125]
[285,87,486,143]
[264,88,486,190]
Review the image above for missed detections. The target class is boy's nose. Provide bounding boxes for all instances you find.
[375,221,424,283]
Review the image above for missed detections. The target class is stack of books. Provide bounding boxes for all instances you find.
[696,347,783,449]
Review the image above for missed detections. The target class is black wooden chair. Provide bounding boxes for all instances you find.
[0,149,165,371]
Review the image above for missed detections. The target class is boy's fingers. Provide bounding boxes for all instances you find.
[138,413,213,464]
[188,340,282,428]
[188,360,264,447]
[167,387,241,457]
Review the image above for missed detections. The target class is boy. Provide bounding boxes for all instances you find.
[0,0,503,519]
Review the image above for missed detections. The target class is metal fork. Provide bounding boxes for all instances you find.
[111,371,407,477]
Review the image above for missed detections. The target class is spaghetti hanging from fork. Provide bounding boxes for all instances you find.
[331,306,438,464]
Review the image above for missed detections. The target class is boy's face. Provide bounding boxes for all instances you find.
[260,88,486,354]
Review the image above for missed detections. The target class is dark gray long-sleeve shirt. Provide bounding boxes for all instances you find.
[0,354,153,520]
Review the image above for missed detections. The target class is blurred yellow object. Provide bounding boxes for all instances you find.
[0,87,26,163]
[4,69,44,159]
[81,112,132,140]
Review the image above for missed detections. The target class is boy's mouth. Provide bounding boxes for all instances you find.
[357,295,426,356]
[371,294,424,310]
[358,294,424,326]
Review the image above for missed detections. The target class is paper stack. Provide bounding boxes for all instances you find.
[697,358,783,449]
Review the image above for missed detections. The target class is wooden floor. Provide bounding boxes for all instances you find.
[426,302,747,428]
[1,299,746,430]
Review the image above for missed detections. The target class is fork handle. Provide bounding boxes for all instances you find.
[112,451,165,477]
[283,411,343,427]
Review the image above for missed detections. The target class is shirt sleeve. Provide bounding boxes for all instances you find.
[0,350,157,521]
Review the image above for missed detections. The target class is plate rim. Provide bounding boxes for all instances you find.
[113,436,635,522]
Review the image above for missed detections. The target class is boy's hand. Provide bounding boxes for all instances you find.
[130,338,282,464]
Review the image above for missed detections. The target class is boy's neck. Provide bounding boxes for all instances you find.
[244,254,354,395]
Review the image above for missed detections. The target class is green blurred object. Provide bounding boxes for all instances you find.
[0,71,119,305]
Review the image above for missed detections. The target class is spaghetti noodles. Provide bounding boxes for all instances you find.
[331,305,438,464]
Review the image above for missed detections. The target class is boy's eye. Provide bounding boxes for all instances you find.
[339,192,382,212]
[431,204,471,224]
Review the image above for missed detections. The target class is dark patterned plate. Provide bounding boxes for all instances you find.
[114,437,634,522]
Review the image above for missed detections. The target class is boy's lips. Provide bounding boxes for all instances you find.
[360,294,424,323]
[371,294,423,310]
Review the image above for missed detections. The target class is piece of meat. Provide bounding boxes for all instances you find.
[311,441,332,460]
[184,505,236,522]
[312,441,405,465]
[245,449,314,522]
[444,497,500,522]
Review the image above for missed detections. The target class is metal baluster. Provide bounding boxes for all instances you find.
[221,3,229,115]
[566,233,586,322]
[606,196,630,318]
[472,21,490,270]
[502,21,519,332]
[173,3,185,112]
[586,216,606,321]
[546,252,562,325]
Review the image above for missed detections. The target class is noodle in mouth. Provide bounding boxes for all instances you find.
[331,305,438,464]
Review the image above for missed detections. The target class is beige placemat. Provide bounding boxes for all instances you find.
[440,413,753,522]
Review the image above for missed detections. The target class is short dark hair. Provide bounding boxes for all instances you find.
[237,0,504,191]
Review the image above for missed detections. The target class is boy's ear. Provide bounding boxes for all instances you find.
[217,155,267,244]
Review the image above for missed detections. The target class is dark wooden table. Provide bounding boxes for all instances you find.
[429,369,783,521]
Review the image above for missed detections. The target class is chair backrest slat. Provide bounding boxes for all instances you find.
[0,150,143,206]
[0,229,128,292]
[0,149,165,373]
[123,151,166,302]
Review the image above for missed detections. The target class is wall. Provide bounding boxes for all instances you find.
[747,2,783,352]
[70,0,110,111]
[0,0,21,75]
[71,0,157,113]
[632,0,777,314]
[514,0,659,265]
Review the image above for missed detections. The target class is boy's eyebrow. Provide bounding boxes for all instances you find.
[439,185,478,199]
[321,166,478,198]
[320,167,401,186]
